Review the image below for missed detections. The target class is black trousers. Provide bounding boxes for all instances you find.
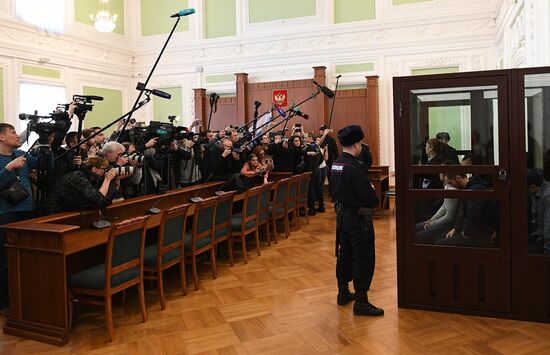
[336,212,375,292]
[0,211,33,309]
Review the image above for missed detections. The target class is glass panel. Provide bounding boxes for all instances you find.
[525,74,550,256]
[412,195,499,249]
[410,86,499,166]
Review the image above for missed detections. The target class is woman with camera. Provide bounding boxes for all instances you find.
[240,153,269,188]
[48,156,118,214]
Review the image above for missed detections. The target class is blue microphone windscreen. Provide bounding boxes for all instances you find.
[179,8,196,16]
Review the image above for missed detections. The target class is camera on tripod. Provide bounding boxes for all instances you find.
[19,111,71,145]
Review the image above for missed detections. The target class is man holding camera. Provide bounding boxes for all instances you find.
[0,123,39,309]
[211,139,241,181]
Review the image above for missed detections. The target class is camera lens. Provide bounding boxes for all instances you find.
[114,166,135,176]
[128,153,145,164]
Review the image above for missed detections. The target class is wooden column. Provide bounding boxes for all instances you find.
[193,89,207,131]
[236,73,248,129]
[313,66,328,130]
[366,75,380,166]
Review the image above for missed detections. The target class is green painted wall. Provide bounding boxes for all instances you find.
[141,0,189,36]
[75,0,125,35]
[22,65,61,79]
[205,0,236,38]
[334,0,375,23]
[412,66,460,76]
[152,87,183,123]
[428,106,469,150]
[82,86,123,128]
[249,0,316,23]
[393,0,431,5]
[205,74,234,84]
[0,68,3,123]
[335,63,375,74]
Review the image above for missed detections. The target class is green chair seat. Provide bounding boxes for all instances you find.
[185,232,212,250]
[231,217,257,231]
[143,244,181,267]
[215,227,230,239]
[69,264,138,290]
[287,201,295,209]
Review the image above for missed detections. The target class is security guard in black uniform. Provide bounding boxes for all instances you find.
[331,125,384,316]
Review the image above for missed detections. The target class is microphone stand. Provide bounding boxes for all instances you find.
[54,95,151,161]
[327,75,341,129]
[206,94,219,132]
[233,88,321,148]
[117,16,183,141]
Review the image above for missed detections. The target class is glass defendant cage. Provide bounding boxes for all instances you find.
[393,67,550,322]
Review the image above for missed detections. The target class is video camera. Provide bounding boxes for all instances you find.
[19,110,71,144]
[147,121,189,151]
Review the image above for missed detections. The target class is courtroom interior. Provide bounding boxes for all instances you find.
[1,0,550,354]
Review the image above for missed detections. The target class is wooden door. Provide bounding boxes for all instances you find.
[394,73,513,316]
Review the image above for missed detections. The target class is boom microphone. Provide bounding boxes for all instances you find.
[312,80,335,99]
[170,8,196,18]
[151,89,171,100]
[292,106,309,120]
[276,106,286,118]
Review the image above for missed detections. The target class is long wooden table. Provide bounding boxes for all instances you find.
[2,182,231,346]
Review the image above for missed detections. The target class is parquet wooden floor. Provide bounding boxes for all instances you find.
[2,203,550,354]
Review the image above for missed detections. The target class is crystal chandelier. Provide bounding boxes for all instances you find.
[89,0,117,33]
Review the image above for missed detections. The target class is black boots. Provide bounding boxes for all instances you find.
[353,291,384,316]
[337,283,355,306]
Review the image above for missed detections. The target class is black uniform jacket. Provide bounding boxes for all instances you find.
[330,152,378,209]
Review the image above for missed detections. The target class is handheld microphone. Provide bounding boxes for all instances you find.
[276,106,286,118]
[170,8,196,18]
[292,106,309,120]
[74,94,104,101]
[312,80,335,99]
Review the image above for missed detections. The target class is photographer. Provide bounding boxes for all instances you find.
[0,124,39,309]
[240,153,269,189]
[48,156,117,214]
[210,139,241,181]
[268,134,292,172]
[101,141,143,199]
[303,132,322,215]
[174,134,203,187]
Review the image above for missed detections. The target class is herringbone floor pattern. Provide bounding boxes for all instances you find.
[2,203,550,354]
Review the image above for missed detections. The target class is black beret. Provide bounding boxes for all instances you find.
[436,132,450,141]
[319,125,328,131]
[337,125,364,147]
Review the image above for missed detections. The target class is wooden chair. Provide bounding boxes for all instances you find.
[186,197,218,290]
[143,203,190,310]
[257,182,274,245]
[213,191,237,268]
[231,185,262,264]
[286,175,301,230]
[296,172,312,226]
[68,216,149,342]
[269,178,291,240]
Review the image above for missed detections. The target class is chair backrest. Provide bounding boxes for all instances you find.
[273,178,290,209]
[287,175,300,204]
[106,215,150,290]
[298,172,312,200]
[243,185,262,219]
[258,182,274,216]
[214,191,236,231]
[158,203,190,253]
[191,197,218,250]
